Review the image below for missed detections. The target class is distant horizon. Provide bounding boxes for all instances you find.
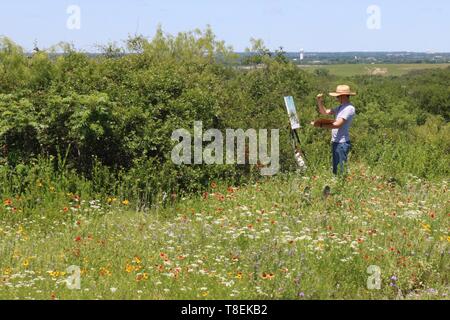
[4,33,450,55]
[14,47,450,55]
[7,38,450,55]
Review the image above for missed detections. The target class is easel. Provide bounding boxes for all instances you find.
[284,96,307,171]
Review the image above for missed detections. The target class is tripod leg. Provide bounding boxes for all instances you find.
[290,129,307,171]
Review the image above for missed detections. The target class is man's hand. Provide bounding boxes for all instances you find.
[316,93,324,103]
[310,120,321,128]
[311,120,324,128]
[316,93,334,116]
[316,93,328,115]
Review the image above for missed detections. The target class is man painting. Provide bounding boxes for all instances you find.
[312,85,356,176]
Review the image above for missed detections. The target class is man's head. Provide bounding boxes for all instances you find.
[329,85,356,104]
[336,95,350,104]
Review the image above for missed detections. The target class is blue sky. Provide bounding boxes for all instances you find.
[1,0,449,52]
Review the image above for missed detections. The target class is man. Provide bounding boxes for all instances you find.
[311,85,356,176]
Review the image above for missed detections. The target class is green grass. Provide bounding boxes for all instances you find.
[300,63,450,77]
[0,162,448,300]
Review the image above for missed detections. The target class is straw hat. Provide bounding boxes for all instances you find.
[329,85,356,97]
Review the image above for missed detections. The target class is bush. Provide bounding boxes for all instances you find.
[0,29,448,206]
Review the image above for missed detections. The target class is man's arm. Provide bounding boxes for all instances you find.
[310,118,346,129]
[320,118,345,129]
[317,94,335,115]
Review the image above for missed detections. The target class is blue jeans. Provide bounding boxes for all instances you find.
[332,141,351,175]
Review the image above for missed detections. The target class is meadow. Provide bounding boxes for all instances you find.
[0,29,449,300]
[301,63,450,77]
[0,162,448,300]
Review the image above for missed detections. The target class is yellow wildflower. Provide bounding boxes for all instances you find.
[125,263,134,273]
[47,270,61,277]
[421,223,431,233]
[135,273,149,282]
[17,225,24,235]
[99,267,112,277]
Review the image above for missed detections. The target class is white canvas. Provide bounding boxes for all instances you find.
[284,96,301,130]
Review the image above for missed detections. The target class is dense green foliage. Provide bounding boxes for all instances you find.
[0,28,449,207]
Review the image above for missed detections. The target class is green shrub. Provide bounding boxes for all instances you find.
[0,29,448,206]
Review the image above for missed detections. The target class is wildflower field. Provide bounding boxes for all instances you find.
[0,29,449,300]
[0,162,448,300]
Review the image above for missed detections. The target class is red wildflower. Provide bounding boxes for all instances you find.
[261,272,275,280]
[215,193,225,201]
[159,252,169,261]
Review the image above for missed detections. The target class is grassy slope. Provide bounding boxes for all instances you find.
[299,63,450,77]
[0,163,448,300]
